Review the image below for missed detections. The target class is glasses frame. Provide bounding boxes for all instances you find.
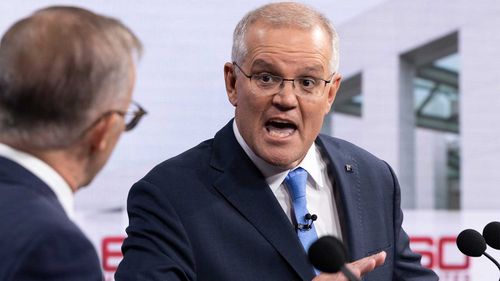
[233,62,335,98]
[119,101,147,132]
[82,100,147,137]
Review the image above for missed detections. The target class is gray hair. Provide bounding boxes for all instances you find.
[0,6,142,149]
[231,2,339,73]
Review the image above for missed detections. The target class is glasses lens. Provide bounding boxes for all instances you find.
[250,77,326,97]
[124,102,146,131]
[125,115,139,131]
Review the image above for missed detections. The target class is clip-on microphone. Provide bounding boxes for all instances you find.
[297,213,317,231]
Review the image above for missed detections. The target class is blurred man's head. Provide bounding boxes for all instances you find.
[0,6,144,190]
[224,2,341,169]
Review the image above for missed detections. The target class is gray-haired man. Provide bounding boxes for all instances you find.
[0,6,145,280]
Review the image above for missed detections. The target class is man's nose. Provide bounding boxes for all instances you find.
[279,79,296,90]
[273,79,299,108]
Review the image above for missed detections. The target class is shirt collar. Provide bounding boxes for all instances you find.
[0,143,75,219]
[232,120,326,193]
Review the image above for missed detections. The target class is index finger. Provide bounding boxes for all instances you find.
[348,251,386,276]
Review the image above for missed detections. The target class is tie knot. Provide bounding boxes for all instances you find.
[285,167,308,200]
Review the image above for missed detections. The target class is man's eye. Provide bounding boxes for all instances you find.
[254,73,277,84]
[299,78,317,88]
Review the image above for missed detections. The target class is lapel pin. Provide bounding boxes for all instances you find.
[345,164,353,173]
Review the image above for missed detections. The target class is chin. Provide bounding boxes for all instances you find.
[262,152,300,169]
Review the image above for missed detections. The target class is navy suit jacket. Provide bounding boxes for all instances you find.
[0,156,102,281]
[116,120,438,281]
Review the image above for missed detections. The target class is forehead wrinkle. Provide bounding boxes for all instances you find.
[251,59,275,69]
[249,57,326,77]
[244,23,333,71]
[250,45,329,58]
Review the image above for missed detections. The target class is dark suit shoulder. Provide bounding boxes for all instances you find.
[317,134,396,194]
[142,138,214,184]
[9,225,102,281]
[0,182,101,280]
[318,134,386,166]
[129,138,220,218]
[1,180,71,228]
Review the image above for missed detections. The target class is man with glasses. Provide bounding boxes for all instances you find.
[0,6,145,280]
[117,2,437,281]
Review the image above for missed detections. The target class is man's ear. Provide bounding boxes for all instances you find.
[224,62,238,106]
[324,73,342,114]
[86,114,117,154]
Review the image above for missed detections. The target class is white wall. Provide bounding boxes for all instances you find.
[461,14,500,209]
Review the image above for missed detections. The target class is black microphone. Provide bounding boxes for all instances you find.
[483,221,500,250]
[305,213,318,221]
[308,236,360,281]
[457,229,486,257]
[457,228,500,278]
[297,213,317,231]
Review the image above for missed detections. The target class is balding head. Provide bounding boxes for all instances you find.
[231,2,339,73]
[0,6,142,149]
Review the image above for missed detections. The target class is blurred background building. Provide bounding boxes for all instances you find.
[329,1,500,212]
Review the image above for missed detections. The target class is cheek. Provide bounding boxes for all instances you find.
[302,102,329,131]
[238,94,269,117]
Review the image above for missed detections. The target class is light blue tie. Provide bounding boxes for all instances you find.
[285,167,319,253]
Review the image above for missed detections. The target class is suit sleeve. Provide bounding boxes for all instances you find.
[115,179,195,281]
[11,223,102,281]
[385,163,439,281]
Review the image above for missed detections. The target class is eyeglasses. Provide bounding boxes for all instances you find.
[233,62,334,98]
[86,101,147,134]
[77,101,146,140]
[113,101,147,132]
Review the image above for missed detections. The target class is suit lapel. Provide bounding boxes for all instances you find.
[210,121,315,280]
[316,136,366,261]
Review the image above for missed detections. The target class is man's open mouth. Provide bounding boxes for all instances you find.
[265,120,297,137]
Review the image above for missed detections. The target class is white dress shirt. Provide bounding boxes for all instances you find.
[0,143,75,219]
[232,121,342,240]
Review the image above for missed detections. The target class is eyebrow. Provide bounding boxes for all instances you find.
[250,59,326,76]
[250,59,278,72]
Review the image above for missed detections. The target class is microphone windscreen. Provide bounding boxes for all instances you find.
[483,221,500,250]
[308,235,346,273]
[456,229,486,257]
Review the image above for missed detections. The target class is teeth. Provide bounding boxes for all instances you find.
[266,124,295,137]
[272,120,288,124]
[268,127,294,137]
